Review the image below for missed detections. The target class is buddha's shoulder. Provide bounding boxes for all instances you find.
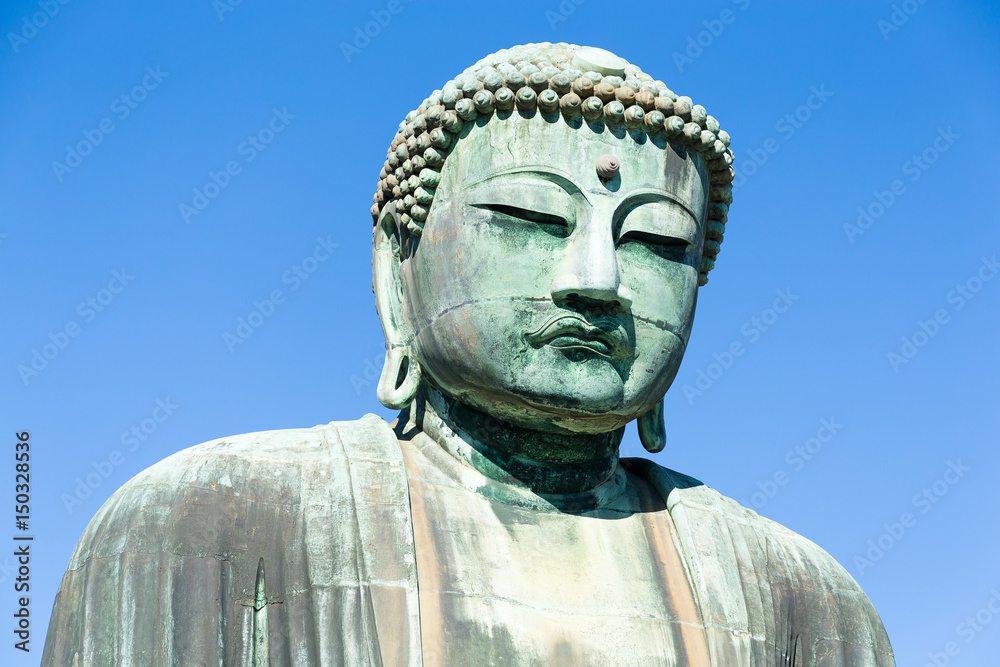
[68,414,398,567]
[628,458,893,660]
[142,411,395,473]
[626,457,865,589]
[129,412,399,491]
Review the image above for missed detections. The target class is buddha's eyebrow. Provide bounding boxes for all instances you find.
[463,167,589,203]
[614,189,702,226]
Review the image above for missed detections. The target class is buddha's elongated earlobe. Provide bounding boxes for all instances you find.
[377,346,421,410]
[638,397,666,453]
[373,202,421,410]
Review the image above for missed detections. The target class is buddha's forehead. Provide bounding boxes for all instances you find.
[443,114,708,216]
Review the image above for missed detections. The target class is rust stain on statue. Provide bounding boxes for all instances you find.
[402,443,446,667]
[634,473,712,666]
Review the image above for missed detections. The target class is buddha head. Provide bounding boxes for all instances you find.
[371,43,734,454]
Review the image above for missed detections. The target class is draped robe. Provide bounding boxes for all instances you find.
[42,415,894,666]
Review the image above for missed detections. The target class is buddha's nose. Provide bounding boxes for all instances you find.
[550,222,634,313]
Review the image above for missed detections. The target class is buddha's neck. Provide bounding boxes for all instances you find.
[406,385,623,497]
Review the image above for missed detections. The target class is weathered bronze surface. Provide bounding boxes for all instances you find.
[43,43,894,666]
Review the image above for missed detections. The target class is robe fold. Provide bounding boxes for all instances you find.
[42,416,893,666]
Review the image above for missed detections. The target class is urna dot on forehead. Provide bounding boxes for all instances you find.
[372,42,735,286]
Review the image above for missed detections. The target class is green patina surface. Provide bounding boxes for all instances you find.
[43,43,894,666]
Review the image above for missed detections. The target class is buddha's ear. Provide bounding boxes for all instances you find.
[373,202,421,409]
[637,396,666,453]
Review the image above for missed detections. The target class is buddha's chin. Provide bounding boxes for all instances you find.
[418,337,655,433]
[447,370,635,436]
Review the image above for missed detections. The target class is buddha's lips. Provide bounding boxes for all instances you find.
[525,315,630,358]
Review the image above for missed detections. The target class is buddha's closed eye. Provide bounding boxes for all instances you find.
[617,229,691,261]
[473,203,571,238]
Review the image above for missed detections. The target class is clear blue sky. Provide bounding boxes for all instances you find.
[2,1,998,664]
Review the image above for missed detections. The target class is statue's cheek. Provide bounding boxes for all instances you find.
[623,325,688,404]
[618,250,698,325]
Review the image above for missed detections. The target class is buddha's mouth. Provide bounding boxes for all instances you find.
[525,315,630,359]
[546,334,614,356]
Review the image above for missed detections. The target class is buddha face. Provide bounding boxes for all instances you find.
[396,114,708,434]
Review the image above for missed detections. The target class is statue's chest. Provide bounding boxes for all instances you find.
[403,445,710,666]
